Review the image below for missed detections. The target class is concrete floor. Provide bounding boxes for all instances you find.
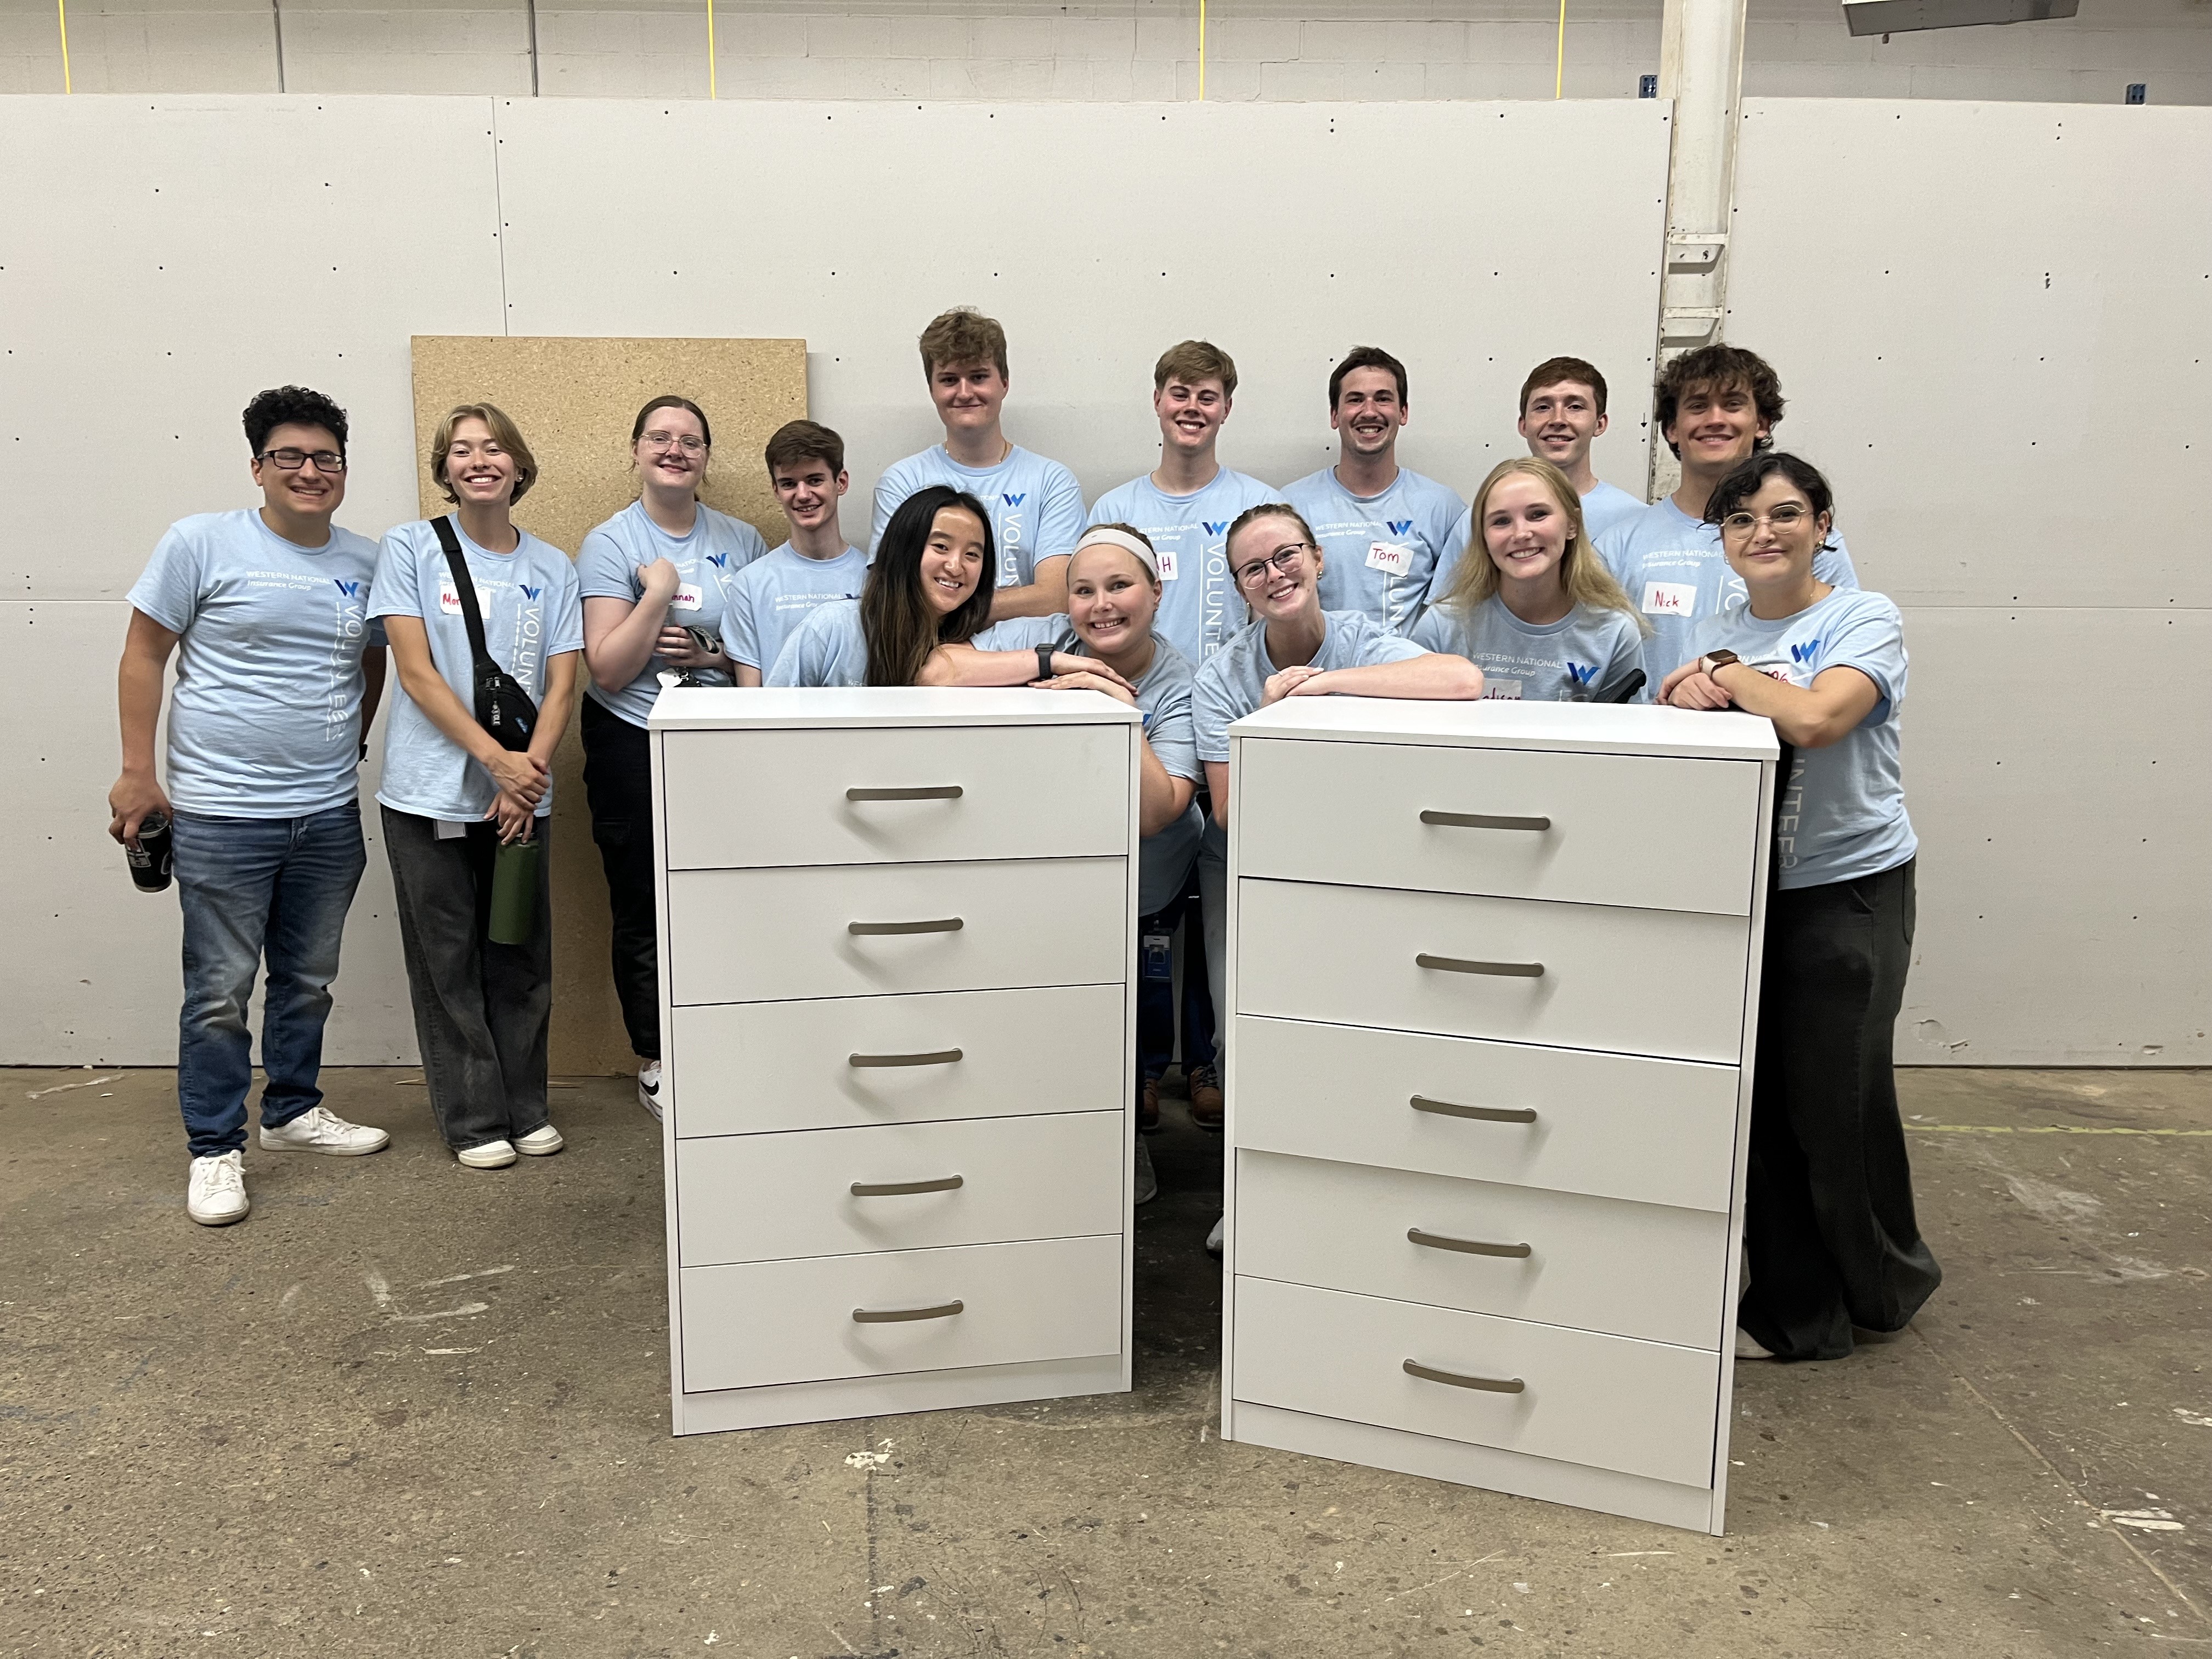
[3,1065,2208,1657]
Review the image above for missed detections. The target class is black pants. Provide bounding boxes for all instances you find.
[1739,859,1941,1361]
[381,805,554,1154]
[580,696,659,1061]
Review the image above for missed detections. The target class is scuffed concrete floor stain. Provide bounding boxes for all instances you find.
[1,1064,2206,1655]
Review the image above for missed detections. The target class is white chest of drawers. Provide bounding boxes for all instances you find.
[1219,697,1778,1533]
[650,687,1142,1436]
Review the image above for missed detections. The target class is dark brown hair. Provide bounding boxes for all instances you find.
[631,394,712,448]
[1328,346,1408,408]
[1519,356,1609,417]
[861,486,996,686]
[1654,345,1784,458]
[764,419,844,478]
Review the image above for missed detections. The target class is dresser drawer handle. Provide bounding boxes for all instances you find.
[849,1048,964,1069]
[849,917,965,936]
[1410,1095,1538,1124]
[853,1299,966,1324]
[1408,1227,1533,1259]
[1403,1358,1526,1394]
[1416,952,1544,979]
[848,785,964,802]
[1420,809,1551,832]
[851,1175,965,1197]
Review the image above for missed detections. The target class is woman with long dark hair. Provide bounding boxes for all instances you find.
[766,485,1102,688]
[1661,452,1939,1362]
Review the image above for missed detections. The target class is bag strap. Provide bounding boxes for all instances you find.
[431,516,501,681]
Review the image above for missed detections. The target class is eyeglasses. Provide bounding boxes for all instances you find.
[258,448,347,473]
[641,431,708,454]
[1232,543,1314,589]
[1719,505,1812,536]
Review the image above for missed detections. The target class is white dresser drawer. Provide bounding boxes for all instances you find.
[671,984,1126,1137]
[679,1234,1122,1393]
[1237,879,1748,1064]
[669,858,1128,1006]
[661,723,1129,871]
[1231,1277,1720,1489]
[676,1112,1125,1267]
[1236,738,1760,916]
[1233,1015,1739,1212]
[1235,1151,1726,1350]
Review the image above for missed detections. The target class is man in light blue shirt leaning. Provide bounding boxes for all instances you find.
[870,307,1085,623]
[109,386,394,1228]
[1281,346,1465,636]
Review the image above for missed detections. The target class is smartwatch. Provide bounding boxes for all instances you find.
[1700,650,1742,677]
[1035,645,1056,683]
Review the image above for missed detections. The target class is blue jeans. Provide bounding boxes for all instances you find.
[172,804,368,1158]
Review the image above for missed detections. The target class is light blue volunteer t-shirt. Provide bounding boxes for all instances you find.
[1412,596,1645,703]
[125,508,383,817]
[870,445,1086,592]
[726,543,866,673]
[1280,466,1465,637]
[575,500,768,726]
[1579,480,1647,542]
[1596,496,1858,692]
[1691,587,1916,890]
[1193,610,1427,765]
[765,599,870,687]
[1085,468,1277,665]
[974,617,1205,916]
[369,519,584,821]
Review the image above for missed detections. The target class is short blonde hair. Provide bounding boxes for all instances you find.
[431,402,538,505]
[918,308,1009,381]
[1153,340,1238,398]
[1437,457,1646,633]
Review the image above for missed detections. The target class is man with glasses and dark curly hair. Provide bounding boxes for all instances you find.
[109,385,393,1229]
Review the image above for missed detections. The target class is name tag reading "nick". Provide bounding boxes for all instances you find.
[1641,580,1697,617]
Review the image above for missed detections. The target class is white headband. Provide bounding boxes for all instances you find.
[1071,527,1160,579]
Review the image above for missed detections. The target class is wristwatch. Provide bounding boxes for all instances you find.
[1699,650,1742,677]
[1035,645,1056,683]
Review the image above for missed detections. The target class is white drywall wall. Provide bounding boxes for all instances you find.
[1727,99,2212,1064]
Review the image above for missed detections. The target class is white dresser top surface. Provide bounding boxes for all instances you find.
[648,686,1144,731]
[1228,697,1779,761]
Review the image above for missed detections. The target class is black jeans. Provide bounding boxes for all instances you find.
[381,805,554,1154]
[580,697,659,1062]
[1739,859,1941,1362]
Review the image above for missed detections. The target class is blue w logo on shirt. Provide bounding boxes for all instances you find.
[1790,639,1824,664]
[707,553,727,568]
[1387,519,1414,536]
[520,584,543,601]
[1002,493,1026,507]
[1565,661,1599,686]
[332,579,363,597]
[1202,521,1229,536]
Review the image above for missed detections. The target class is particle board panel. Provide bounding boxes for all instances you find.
[0,600,416,1065]
[1894,605,2209,1064]
[408,332,809,1075]
[0,95,506,602]
[482,98,1672,527]
[1729,100,2212,610]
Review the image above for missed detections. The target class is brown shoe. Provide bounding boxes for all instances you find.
[1187,1065,1224,1132]
[1139,1075,1161,1133]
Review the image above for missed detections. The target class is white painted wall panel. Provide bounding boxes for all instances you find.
[484,98,1669,520]
[1730,99,2212,1063]
[0,94,507,600]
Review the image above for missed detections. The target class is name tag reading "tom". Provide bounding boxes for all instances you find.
[1367,542,1414,577]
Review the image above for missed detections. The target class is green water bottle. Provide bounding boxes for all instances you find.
[488,834,541,945]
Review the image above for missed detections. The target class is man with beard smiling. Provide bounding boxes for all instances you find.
[1596,343,1859,692]
[1281,346,1466,637]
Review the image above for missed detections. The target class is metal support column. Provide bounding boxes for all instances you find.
[1647,0,1747,501]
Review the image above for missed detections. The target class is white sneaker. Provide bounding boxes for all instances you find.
[259,1105,391,1156]
[515,1124,565,1156]
[456,1139,517,1169]
[637,1060,664,1121]
[1734,1328,1775,1361]
[1205,1215,1224,1257]
[1133,1136,1158,1205]
[187,1151,250,1226]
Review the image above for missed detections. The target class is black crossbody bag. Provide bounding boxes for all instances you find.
[432,516,538,751]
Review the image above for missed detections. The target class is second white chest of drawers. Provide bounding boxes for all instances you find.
[651,687,1143,1436]
[1220,697,1778,1534]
